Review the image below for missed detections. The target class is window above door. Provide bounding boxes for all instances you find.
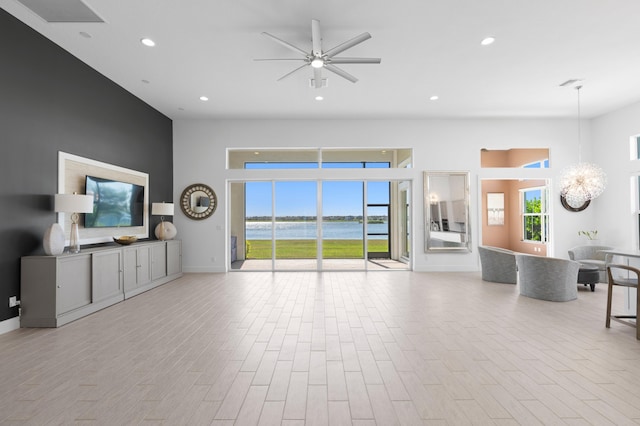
[228,148,412,169]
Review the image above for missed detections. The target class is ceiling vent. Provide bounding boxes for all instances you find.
[16,0,104,23]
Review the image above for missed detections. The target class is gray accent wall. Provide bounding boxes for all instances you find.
[0,8,174,323]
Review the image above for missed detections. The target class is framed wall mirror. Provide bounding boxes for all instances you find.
[180,183,217,220]
[424,171,471,252]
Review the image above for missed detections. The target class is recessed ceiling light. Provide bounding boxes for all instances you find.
[140,38,155,47]
[430,95,439,101]
[481,36,495,46]
[315,96,324,101]
[79,31,91,39]
[199,96,209,101]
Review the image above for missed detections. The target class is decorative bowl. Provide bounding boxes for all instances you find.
[113,236,137,245]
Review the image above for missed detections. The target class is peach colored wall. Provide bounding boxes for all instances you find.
[481,179,547,256]
[481,148,549,167]
[480,149,509,167]
[481,180,510,248]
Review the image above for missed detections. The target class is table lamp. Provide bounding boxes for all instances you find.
[54,193,94,253]
[152,202,176,240]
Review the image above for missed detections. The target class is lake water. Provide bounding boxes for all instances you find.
[246,221,388,240]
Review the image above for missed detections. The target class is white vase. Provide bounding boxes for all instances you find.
[587,239,599,245]
[43,223,65,255]
[155,221,177,240]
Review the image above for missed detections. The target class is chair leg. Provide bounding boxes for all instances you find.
[606,281,614,328]
[636,285,640,340]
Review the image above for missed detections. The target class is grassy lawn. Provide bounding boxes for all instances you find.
[246,239,388,259]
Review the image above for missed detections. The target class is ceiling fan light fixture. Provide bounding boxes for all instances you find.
[257,20,380,85]
[481,36,495,46]
[140,38,155,47]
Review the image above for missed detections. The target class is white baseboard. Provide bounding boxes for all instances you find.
[0,316,20,335]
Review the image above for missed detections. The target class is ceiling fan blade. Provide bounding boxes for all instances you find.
[313,67,323,89]
[324,32,371,58]
[311,19,322,56]
[262,32,309,56]
[254,58,307,61]
[277,63,310,81]
[324,64,358,83]
[328,57,381,64]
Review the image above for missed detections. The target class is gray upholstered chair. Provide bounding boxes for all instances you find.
[478,246,517,284]
[568,245,613,283]
[515,254,581,302]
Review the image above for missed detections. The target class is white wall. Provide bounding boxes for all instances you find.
[592,100,640,250]
[173,118,600,272]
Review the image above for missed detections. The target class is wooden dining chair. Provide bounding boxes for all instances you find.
[606,264,640,339]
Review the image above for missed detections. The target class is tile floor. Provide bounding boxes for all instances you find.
[0,271,639,425]
[231,259,410,271]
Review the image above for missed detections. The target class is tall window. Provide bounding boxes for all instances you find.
[521,187,549,242]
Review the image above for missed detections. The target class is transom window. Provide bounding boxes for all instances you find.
[480,148,550,168]
[523,159,550,168]
[228,148,412,169]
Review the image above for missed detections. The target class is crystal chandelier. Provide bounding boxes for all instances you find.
[559,162,607,207]
[558,82,606,208]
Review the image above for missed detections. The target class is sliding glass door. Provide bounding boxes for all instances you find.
[321,181,365,270]
[243,181,273,269]
[231,178,410,271]
[274,181,317,270]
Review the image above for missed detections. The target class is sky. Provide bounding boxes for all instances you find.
[245,162,390,217]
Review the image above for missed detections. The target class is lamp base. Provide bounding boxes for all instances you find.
[43,223,65,255]
[69,222,81,253]
[155,221,177,241]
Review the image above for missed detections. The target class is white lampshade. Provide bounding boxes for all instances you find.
[152,202,174,216]
[54,193,94,213]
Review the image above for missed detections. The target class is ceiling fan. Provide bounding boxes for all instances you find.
[255,19,381,88]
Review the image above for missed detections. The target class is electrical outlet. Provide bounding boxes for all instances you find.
[9,296,18,308]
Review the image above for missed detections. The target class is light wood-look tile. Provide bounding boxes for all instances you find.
[1,271,640,424]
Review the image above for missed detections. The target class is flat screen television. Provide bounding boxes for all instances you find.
[84,175,145,228]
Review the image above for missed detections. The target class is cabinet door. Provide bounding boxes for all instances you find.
[93,250,123,302]
[151,243,167,281]
[167,240,182,276]
[123,247,138,291]
[136,246,151,285]
[57,255,92,315]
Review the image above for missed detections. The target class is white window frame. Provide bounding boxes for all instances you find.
[520,186,549,243]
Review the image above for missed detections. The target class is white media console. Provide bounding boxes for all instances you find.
[20,240,182,327]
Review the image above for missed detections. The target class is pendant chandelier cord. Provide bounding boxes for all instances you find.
[558,79,606,208]
[576,85,582,163]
